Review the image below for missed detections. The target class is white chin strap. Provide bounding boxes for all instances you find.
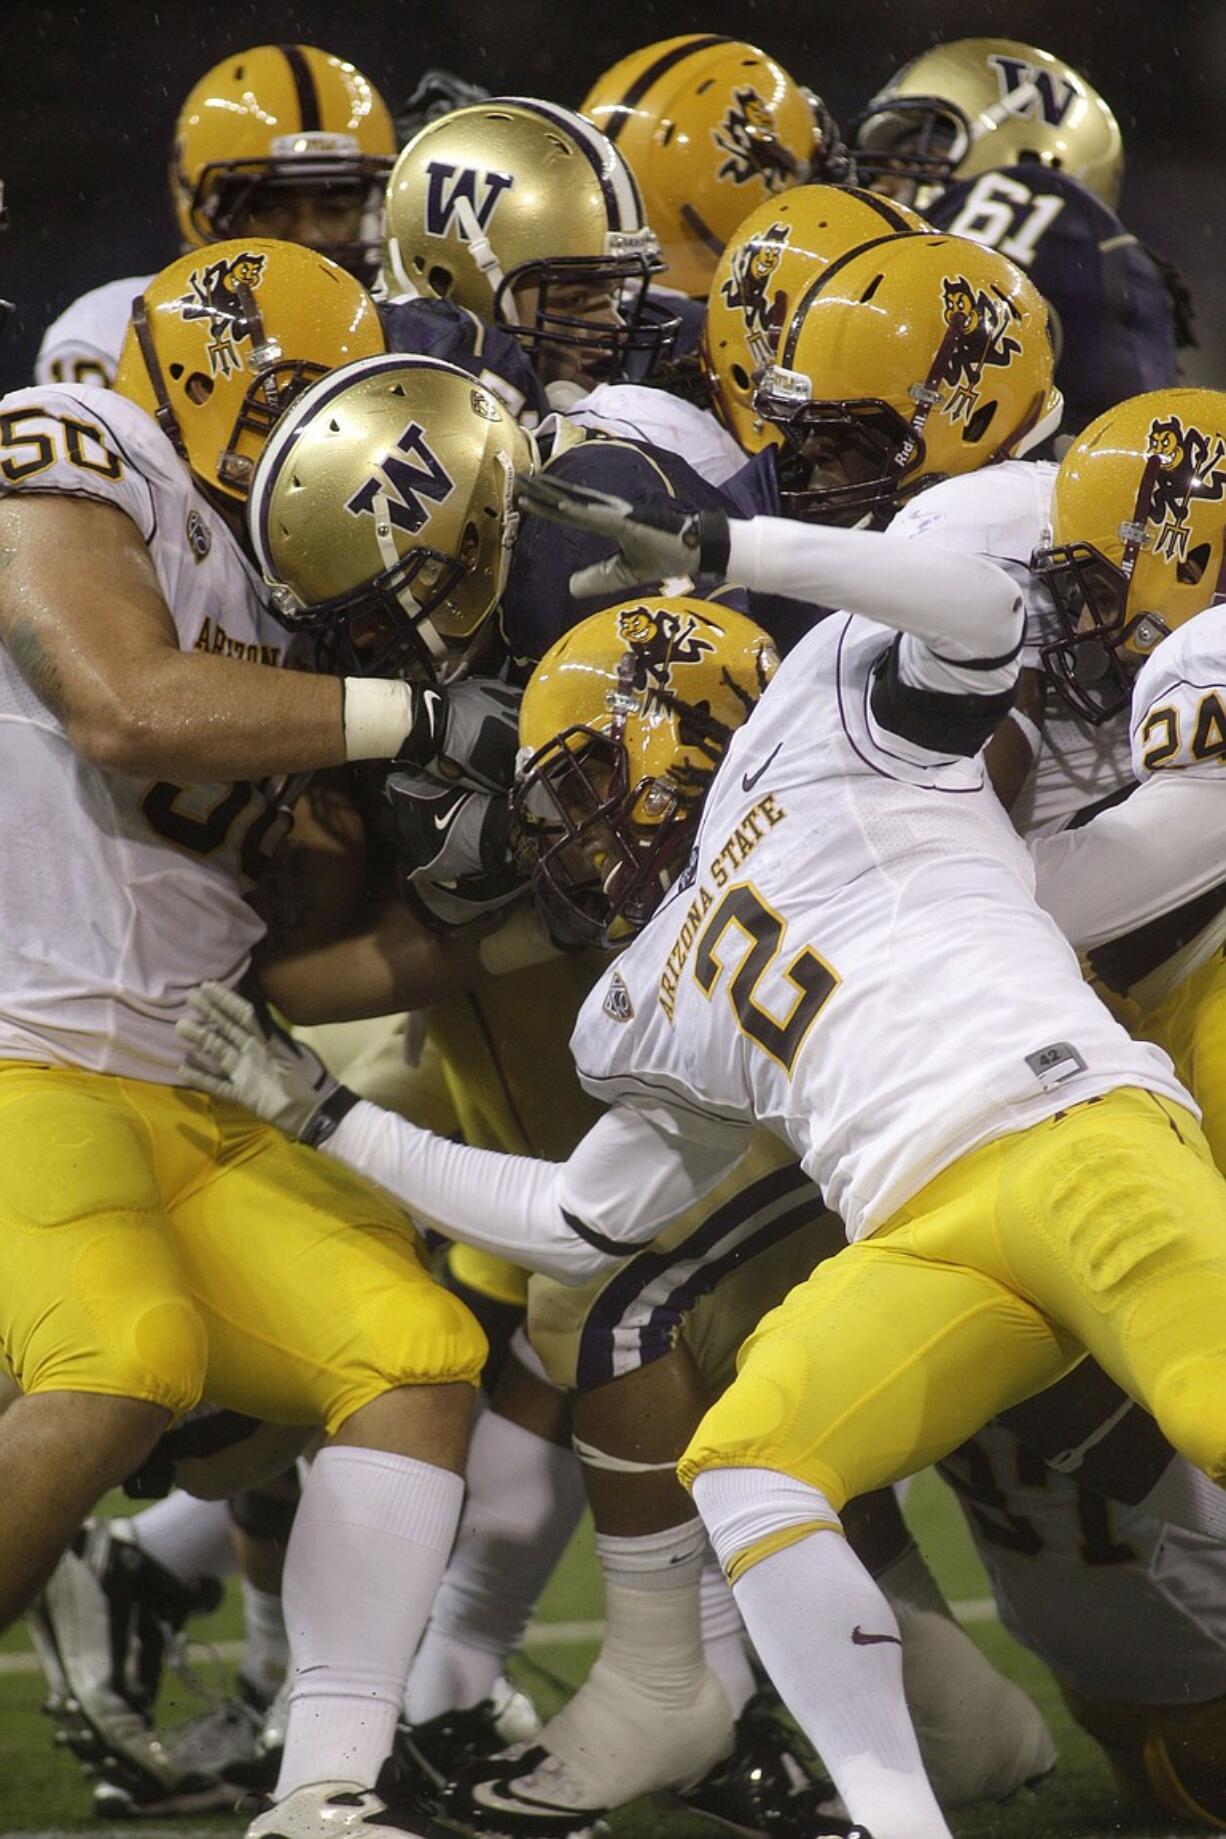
[452,195,512,318]
[370,488,449,672]
[970,79,1043,147]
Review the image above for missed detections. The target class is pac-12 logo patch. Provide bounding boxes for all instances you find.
[1141,414,1226,564]
[172,251,267,379]
[185,508,211,563]
[602,968,634,1022]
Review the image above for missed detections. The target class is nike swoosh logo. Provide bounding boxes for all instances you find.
[741,742,781,794]
[433,799,465,832]
[851,1625,902,1647]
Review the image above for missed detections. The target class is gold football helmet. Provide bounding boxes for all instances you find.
[248,354,537,681]
[1035,389,1226,722]
[850,38,1123,210]
[113,240,386,503]
[385,97,676,388]
[170,45,396,282]
[514,596,777,943]
[581,36,820,298]
[752,230,1061,526]
[702,184,929,453]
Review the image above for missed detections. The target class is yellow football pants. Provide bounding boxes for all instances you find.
[681,1088,1226,1505]
[1139,946,1226,1170]
[0,1063,486,1431]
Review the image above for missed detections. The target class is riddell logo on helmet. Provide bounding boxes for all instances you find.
[720,223,791,368]
[713,88,791,190]
[1142,415,1226,565]
[934,276,1022,426]
[172,251,267,379]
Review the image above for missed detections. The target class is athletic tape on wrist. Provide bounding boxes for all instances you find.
[342,677,418,762]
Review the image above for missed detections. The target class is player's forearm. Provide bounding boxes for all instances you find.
[1032,775,1226,949]
[725,518,1024,661]
[259,905,488,1026]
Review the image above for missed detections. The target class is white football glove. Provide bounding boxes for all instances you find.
[177,984,357,1146]
[514,474,732,598]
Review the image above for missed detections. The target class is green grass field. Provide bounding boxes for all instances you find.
[0,1475,1188,1839]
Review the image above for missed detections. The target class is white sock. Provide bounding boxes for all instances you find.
[276,1448,463,1797]
[699,1548,756,1718]
[405,1406,586,1722]
[130,1493,236,1585]
[594,1518,709,1704]
[240,1577,290,1703]
[695,1468,952,1839]
[1137,1456,1226,1539]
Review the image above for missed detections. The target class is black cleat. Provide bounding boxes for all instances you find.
[394,1679,540,1796]
[676,1692,850,1839]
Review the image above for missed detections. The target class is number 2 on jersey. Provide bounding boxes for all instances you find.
[693,882,839,1075]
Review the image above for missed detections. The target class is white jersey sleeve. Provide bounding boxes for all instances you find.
[1032,607,1226,949]
[0,385,291,1083]
[563,383,749,487]
[321,1097,746,1281]
[889,462,1136,835]
[33,275,154,389]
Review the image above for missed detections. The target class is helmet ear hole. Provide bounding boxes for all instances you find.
[185,373,214,404]
[1179,542,1211,587]
[428,265,454,298]
[963,400,996,443]
[730,363,751,393]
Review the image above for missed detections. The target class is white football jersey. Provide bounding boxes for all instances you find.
[943,1423,1226,1704]
[570,613,1187,1241]
[562,383,748,487]
[0,384,288,1081]
[34,274,153,389]
[1128,602,1226,783]
[891,463,1135,836]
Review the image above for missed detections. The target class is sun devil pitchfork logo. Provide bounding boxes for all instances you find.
[719,221,791,369]
[932,275,1022,427]
[713,87,794,191]
[1141,414,1226,564]
[172,251,267,379]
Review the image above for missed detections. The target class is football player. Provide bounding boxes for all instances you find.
[0,240,556,1839]
[181,471,1226,1839]
[35,43,397,389]
[849,37,1188,436]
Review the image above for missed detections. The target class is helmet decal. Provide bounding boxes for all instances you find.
[1140,415,1226,565]
[713,86,799,190]
[936,275,1023,425]
[718,221,791,365]
[173,250,267,378]
[616,605,716,688]
[423,161,516,240]
[987,53,1078,126]
[344,420,456,533]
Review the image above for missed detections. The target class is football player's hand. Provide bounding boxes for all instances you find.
[397,679,521,791]
[514,475,731,598]
[177,983,352,1143]
[386,770,526,930]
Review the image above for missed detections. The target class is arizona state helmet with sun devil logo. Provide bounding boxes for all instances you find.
[752,231,1062,526]
[384,98,677,385]
[170,45,397,284]
[513,597,778,946]
[113,240,386,503]
[702,184,929,453]
[1035,389,1226,724]
[248,353,537,682]
[581,36,825,299]
[850,38,1123,211]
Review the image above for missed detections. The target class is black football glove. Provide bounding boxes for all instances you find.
[396,678,522,792]
[387,771,526,930]
[514,475,732,598]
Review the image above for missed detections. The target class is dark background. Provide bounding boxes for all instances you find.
[2,0,1221,393]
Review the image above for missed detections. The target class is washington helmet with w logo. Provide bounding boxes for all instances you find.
[384,97,678,387]
[850,37,1123,210]
[1037,390,1226,723]
[248,354,537,681]
[751,231,1061,527]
